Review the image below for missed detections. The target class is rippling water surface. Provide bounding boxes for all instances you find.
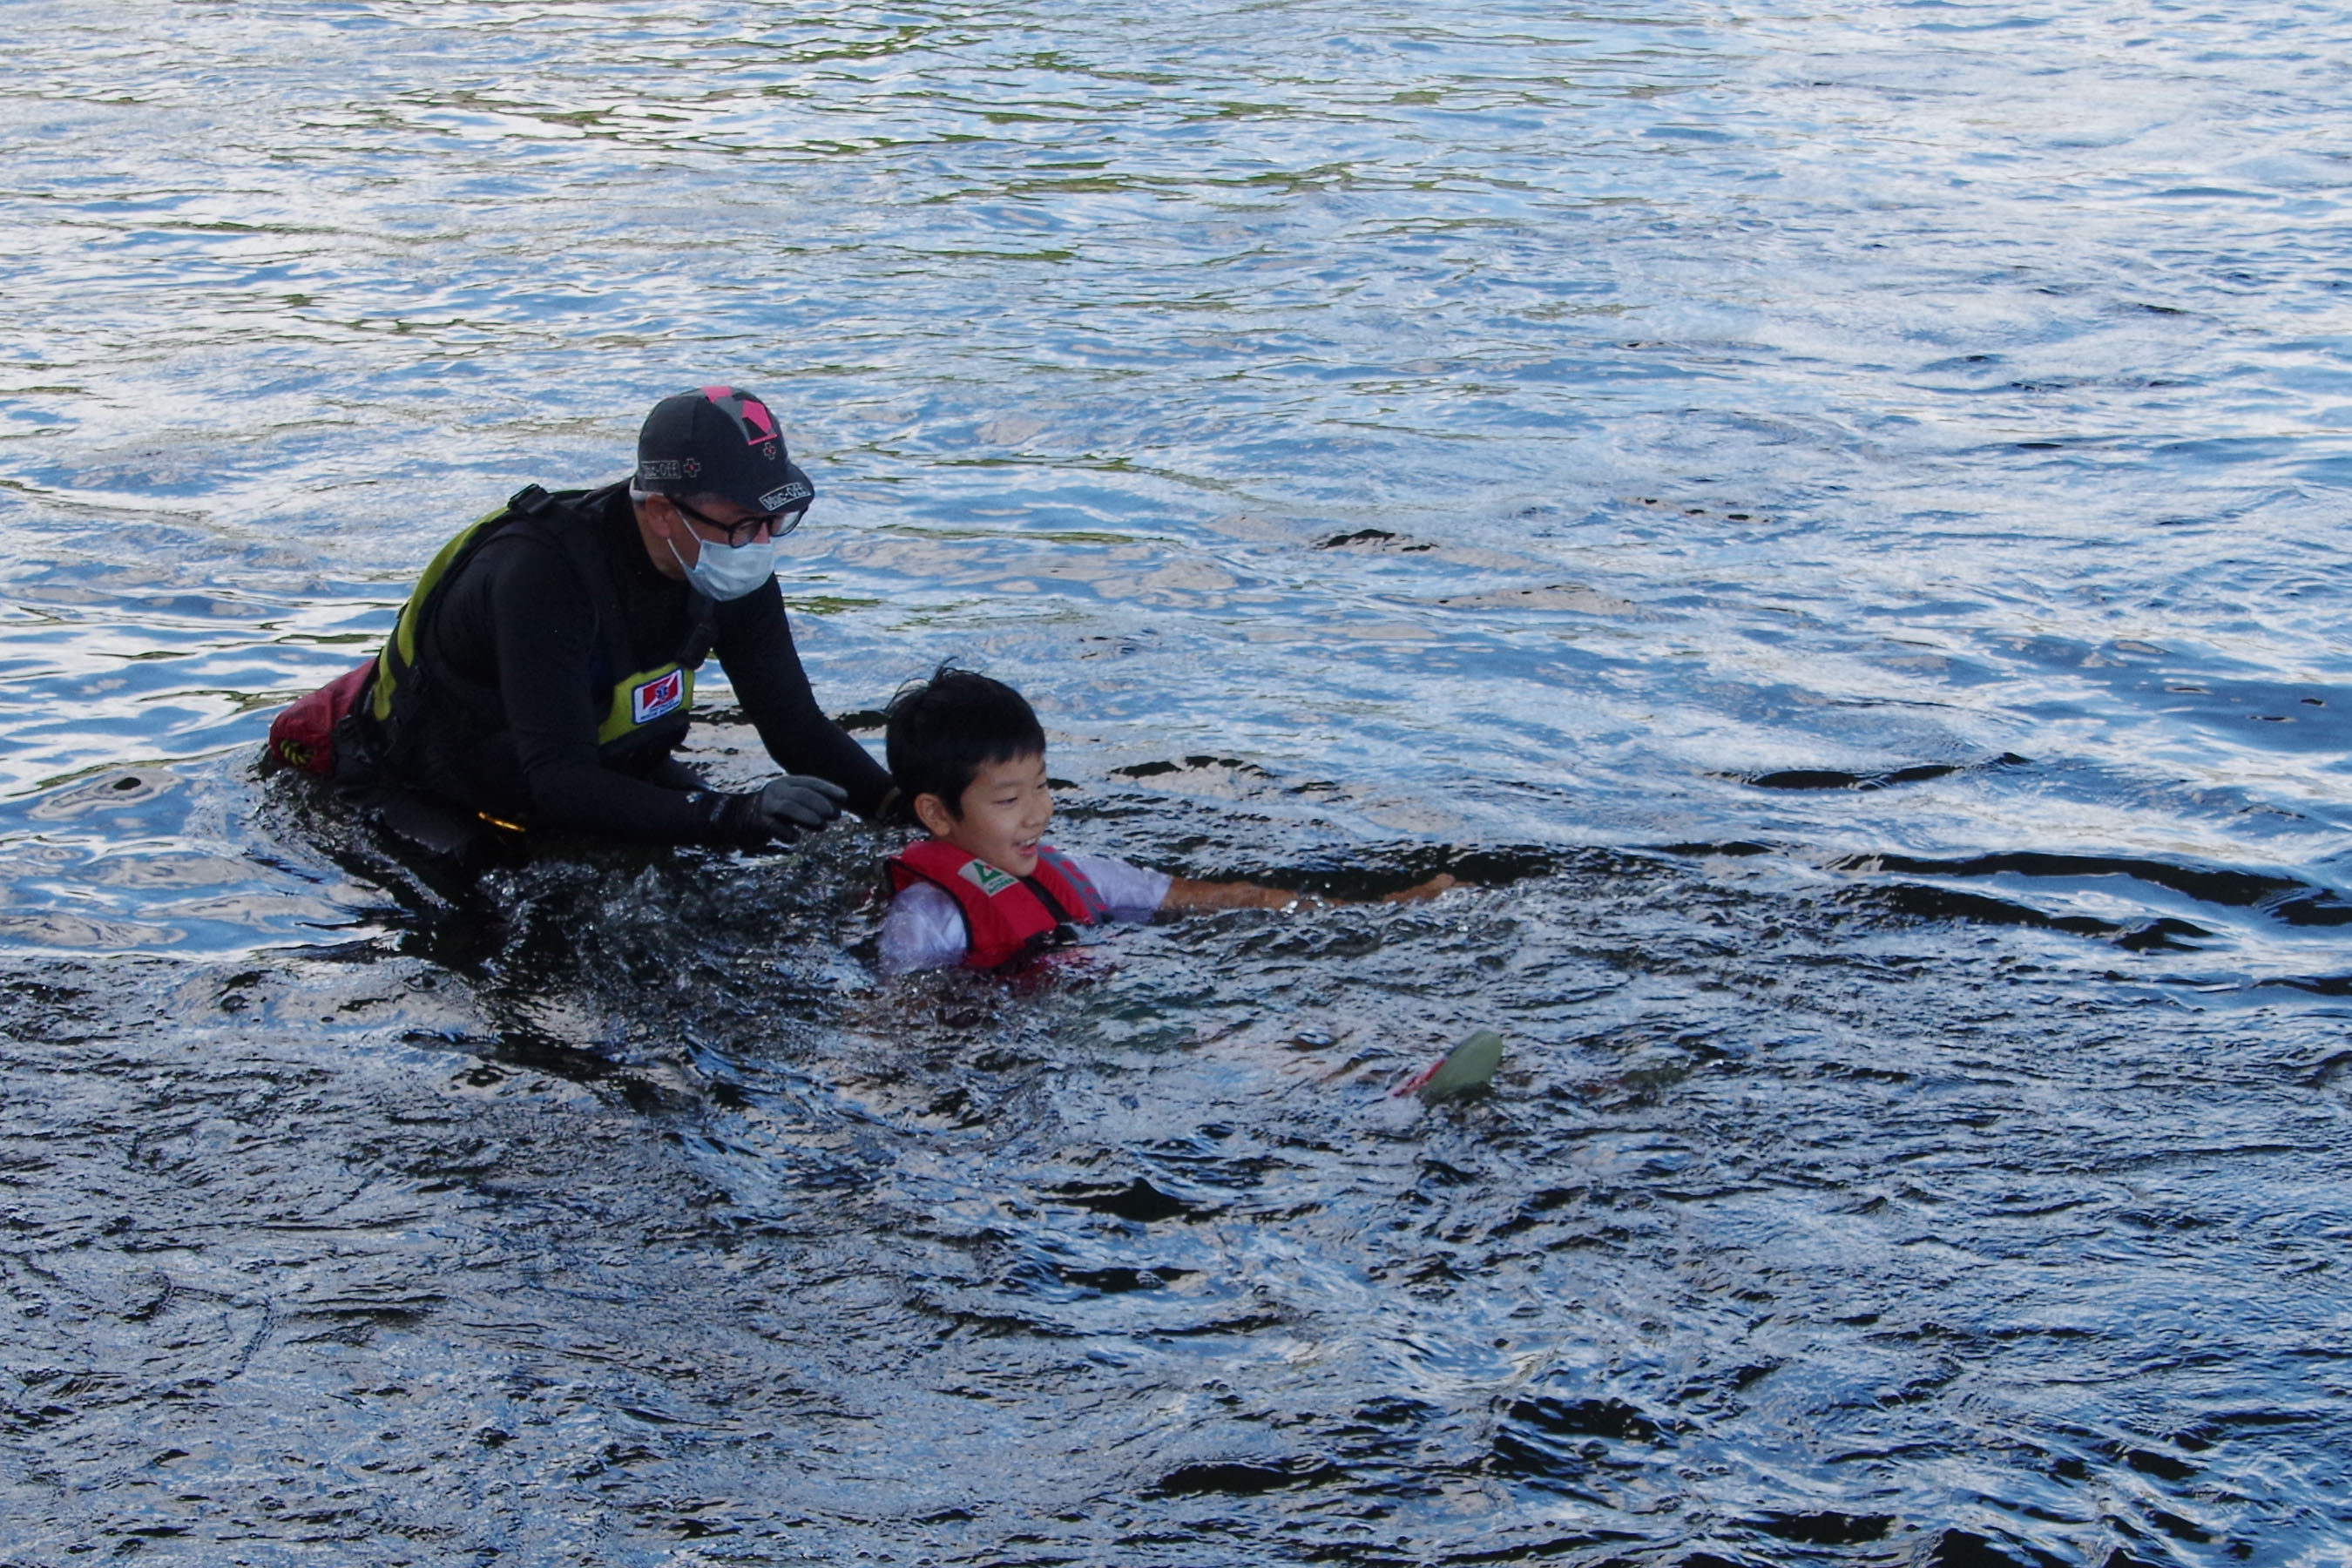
[3,1,2350,1562]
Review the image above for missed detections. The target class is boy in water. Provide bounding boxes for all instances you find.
[877,667,1452,976]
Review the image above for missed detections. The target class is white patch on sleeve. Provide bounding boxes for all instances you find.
[879,882,971,975]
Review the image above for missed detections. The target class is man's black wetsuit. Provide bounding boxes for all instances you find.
[360,481,889,845]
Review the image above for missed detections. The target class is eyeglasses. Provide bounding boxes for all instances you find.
[671,495,808,547]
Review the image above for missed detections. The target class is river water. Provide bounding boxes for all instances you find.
[3,1,2349,1562]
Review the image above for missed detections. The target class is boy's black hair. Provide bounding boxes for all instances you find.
[884,665,1045,818]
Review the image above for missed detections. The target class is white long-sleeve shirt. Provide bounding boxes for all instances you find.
[877,850,1173,975]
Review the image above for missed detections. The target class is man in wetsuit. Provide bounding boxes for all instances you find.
[345,386,892,855]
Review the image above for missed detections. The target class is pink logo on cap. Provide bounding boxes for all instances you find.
[703,386,778,446]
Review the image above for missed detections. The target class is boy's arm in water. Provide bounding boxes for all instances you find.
[876,856,1457,976]
[1157,872,1456,914]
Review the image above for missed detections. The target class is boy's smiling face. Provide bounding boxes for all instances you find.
[915,749,1053,878]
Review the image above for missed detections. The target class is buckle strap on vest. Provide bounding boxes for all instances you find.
[1022,872,1073,924]
[544,510,637,693]
[532,487,716,679]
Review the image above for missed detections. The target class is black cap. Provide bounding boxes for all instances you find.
[635,386,816,516]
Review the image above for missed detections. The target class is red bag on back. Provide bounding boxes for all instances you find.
[265,658,375,776]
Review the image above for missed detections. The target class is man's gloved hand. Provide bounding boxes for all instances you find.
[754,774,848,832]
[706,774,848,845]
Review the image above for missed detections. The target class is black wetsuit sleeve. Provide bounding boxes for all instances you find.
[487,544,734,842]
[713,584,894,818]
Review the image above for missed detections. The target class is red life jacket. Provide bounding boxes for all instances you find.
[886,839,1111,971]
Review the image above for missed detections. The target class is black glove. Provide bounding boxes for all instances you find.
[754,774,848,831]
[704,774,848,846]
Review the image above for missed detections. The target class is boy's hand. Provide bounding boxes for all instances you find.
[1381,873,1457,904]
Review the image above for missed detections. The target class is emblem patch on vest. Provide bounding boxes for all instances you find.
[631,669,685,725]
[960,860,1019,896]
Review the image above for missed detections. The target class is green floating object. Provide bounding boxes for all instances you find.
[1400,1028,1505,1103]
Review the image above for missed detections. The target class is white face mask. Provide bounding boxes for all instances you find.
[666,531,777,601]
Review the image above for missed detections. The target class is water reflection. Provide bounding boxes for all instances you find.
[3,0,2351,1558]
